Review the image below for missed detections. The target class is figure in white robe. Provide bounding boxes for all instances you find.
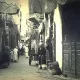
[13,48,18,62]
[23,45,28,58]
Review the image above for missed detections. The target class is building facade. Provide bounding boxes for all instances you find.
[29,0,80,78]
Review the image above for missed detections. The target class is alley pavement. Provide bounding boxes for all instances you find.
[0,56,80,80]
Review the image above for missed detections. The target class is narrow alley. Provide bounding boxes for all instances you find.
[0,56,79,80]
[0,0,80,80]
[0,56,60,80]
[0,56,41,80]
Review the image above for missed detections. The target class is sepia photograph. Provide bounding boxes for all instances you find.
[0,0,80,80]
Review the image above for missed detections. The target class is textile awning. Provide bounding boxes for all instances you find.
[29,0,67,14]
[29,0,80,14]
[0,1,19,14]
[29,17,39,26]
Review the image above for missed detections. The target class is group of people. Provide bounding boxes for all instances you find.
[10,40,48,69]
[10,41,25,62]
[29,40,47,69]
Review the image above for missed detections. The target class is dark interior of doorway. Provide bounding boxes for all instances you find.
[61,1,80,41]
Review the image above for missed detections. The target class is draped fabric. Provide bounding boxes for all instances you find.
[29,0,68,14]
[56,0,68,4]
[44,0,57,13]
[0,1,19,14]
[29,0,44,14]
[29,0,56,14]
[29,0,80,14]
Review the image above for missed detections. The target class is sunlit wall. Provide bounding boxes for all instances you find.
[3,0,29,36]
[20,0,29,36]
[54,5,62,69]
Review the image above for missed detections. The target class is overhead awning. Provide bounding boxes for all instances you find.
[28,13,44,28]
[29,17,39,26]
[29,0,67,14]
[29,0,56,14]
[56,0,68,5]
[29,0,79,14]
[44,0,57,13]
[29,0,44,14]
[0,1,19,14]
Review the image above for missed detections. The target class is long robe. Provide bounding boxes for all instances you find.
[23,45,28,58]
[13,48,18,61]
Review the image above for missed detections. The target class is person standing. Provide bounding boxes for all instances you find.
[10,49,14,62]
[18,41,22,55]
[38,43,46,69]
[13,46,18,62]
[23,44,29,58]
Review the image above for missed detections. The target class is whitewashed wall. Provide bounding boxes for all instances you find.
[54,5,62,69]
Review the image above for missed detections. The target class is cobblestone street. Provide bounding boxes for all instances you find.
[0,56,79,80]
[0,56,53,80]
